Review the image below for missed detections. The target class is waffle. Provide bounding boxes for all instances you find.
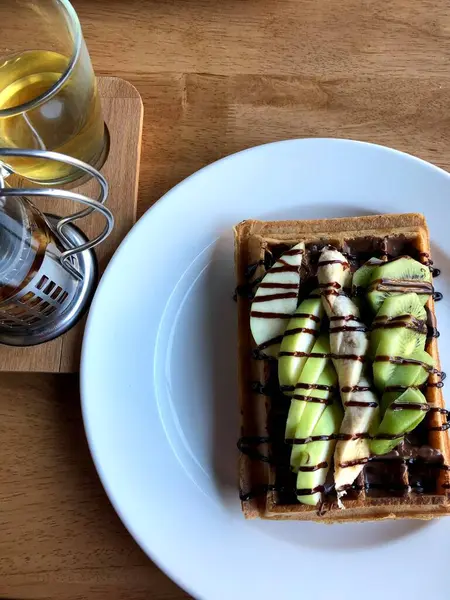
[234,213,450,522]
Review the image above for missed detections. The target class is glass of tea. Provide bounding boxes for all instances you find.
[0,0,106,185]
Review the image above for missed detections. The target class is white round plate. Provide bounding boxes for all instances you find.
[81,139,450,600]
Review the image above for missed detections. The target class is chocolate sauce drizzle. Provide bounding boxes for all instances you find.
[292,394,334,405]
[298,461,328,472]
[251,292,298,303]
[238,239,449,505]
[341,385,372,393]
[279,350,366,362]
[250,311,293,319]
[318,259,350,269]
[237,436,272,464]
[295,382,336,392]
[344,399,378,408]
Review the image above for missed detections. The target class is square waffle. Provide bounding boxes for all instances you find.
[234,213,450,522]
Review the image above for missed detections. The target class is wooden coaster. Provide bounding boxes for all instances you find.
[0,76,143,373]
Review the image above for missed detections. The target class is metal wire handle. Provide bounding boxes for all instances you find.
[0,148,114,280]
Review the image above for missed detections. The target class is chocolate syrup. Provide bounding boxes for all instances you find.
[339,457,370,468]
[258,282,299,289]
[419,252,441,277]
[287,313,321,323]
[240,240,448,507]
[292,394,334,405]
[295,382,336,392]
[239,483,290,502]
[283,327,319,337]
[374,355,437,371]
[371,318,427,334]
[251,292,298,303]
[297,461,328,472]
[338,432,372,441]
[285,434,336,445]
[237,436,272,463]
[329,315,361,322]
[256,335,285,351]
[369,279,434,295]
[341,385,372,393]
[279,385,295,393]
[270,265,301,274]
[344,400,378,408]
[317,259,350,269]
[430,423,450,431]
[251,381,272,395]
[296,485,325,495]
[320,288,345,297]
[244,260,264,279]
[279,350,366,362]
[318,281,342,289]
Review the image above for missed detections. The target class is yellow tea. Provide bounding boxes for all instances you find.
[0,47,105,184]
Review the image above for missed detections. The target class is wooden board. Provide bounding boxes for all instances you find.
[0,76,143,372]
[3,0,450,598]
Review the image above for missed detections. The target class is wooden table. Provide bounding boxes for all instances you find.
[2,0,450,597]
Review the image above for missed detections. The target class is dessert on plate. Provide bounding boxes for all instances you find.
[234,213,450,521]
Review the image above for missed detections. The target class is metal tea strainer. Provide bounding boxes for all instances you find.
[0,148,114,346]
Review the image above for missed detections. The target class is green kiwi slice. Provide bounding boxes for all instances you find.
[352,257,383,292]
[380,349,434,413]
[366,257,433,313]
[284,335,331,439]
[278,293,324,393]
[295,401,343,506]
[290,363,337,470]
[372,327,427,391]
[370,293,427,357]
[371,388,429,455]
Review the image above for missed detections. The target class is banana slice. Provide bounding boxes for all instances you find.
[334,376,380,503]
[317,247,352,315]
[250,242,304,357]
[318,248,379,502]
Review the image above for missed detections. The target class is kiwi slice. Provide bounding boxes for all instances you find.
[285,335,331,439]
[290,363,337,470]
[278,294,324,394]
[372,326,427,391]
[295,401,343,506]
[370,293,427,357]
[366,257,432,313]
[352,257,383,292]
[371,388,428,455]
[380,349,434,413]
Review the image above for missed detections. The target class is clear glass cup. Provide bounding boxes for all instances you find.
[0,0,107,185]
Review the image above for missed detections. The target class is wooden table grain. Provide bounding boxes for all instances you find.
[3,0,450,597]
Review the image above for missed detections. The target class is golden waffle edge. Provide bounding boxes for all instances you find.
[234,213,450,522]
